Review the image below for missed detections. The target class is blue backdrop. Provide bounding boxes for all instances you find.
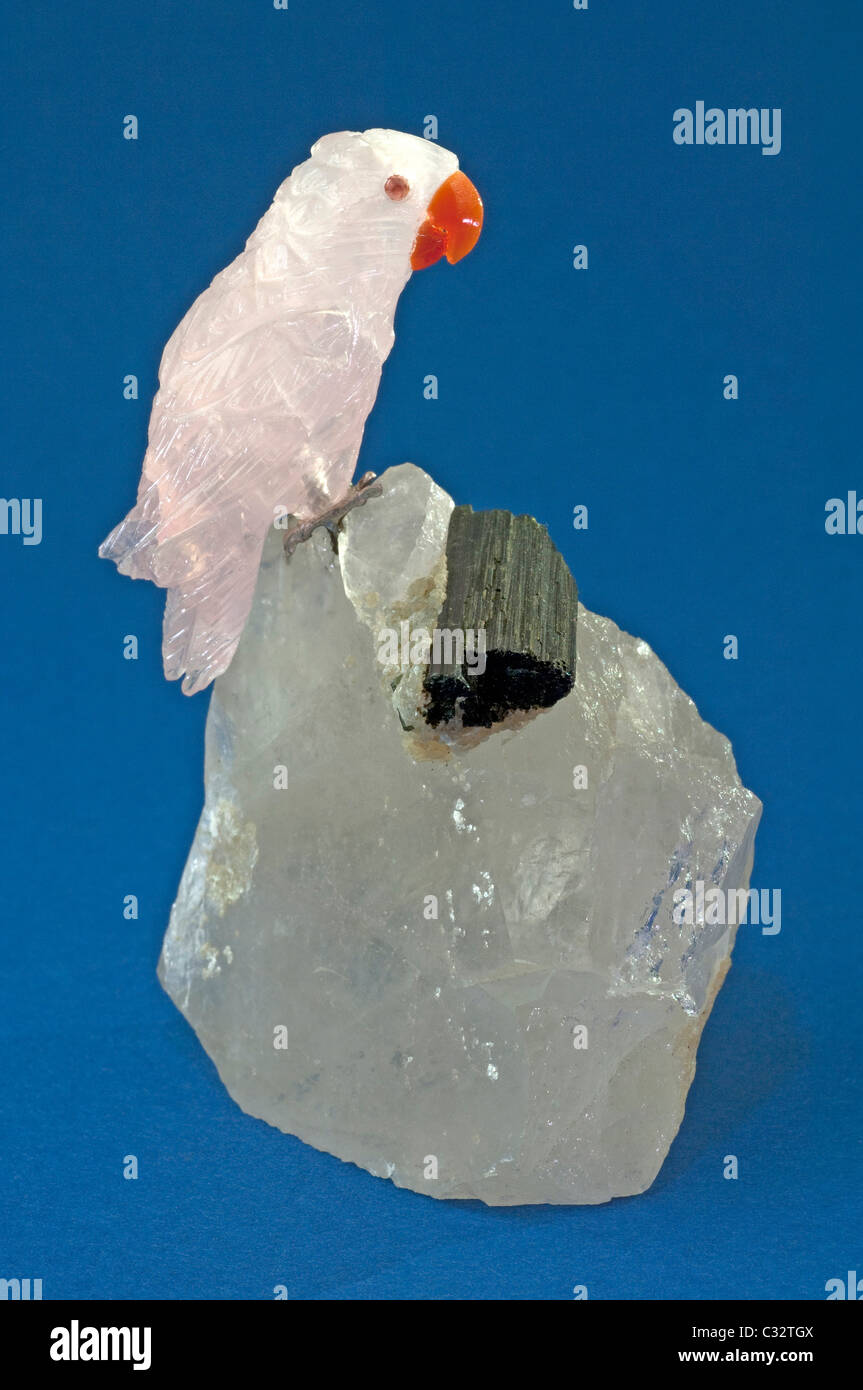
[1,0,859,1300]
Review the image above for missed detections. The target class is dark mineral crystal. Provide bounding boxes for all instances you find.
[423,505,578,728]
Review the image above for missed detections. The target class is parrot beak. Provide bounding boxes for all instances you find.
[410,170,484,271]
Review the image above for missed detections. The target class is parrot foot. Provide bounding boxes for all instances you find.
[283,472,383,558]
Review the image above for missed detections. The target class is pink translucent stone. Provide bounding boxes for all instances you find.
[100,130,460,693]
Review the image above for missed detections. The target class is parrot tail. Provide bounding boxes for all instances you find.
[98,476,166,582]
[161,538,266,695]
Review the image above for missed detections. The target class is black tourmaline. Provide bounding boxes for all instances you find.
[423,505,578,728]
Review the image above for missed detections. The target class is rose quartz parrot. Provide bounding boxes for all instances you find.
[100,129,483,694]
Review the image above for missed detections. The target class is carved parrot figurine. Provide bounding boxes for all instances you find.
[100,129,483,693]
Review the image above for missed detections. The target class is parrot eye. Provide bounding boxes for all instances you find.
[384,175,411,201]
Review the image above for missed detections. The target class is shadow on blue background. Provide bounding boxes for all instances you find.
[1,1,859,1299]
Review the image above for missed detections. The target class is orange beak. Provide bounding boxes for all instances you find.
[410,170,484,271]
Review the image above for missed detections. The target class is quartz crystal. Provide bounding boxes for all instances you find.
[160,464,761,1205]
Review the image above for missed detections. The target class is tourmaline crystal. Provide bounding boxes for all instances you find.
[424,504,578,728]
[159,464,761,1204]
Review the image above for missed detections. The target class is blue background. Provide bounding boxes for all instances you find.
[1,0,859,1300]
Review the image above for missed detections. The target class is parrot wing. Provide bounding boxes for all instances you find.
[100,235,383,693]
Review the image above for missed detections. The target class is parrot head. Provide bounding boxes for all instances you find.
[286,129,483,278]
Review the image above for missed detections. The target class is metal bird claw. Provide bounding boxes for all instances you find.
[283,471,384,558]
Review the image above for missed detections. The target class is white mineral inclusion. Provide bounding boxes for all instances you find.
[99,131,462,694]
[160,464,761,1205]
